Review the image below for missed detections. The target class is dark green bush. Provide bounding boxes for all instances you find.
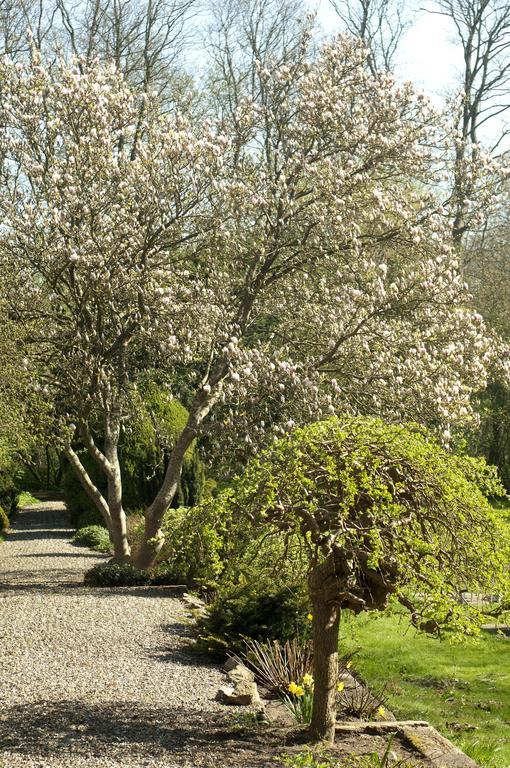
[0,505,9,531]
[75,507,107,530]
[197,578,311,652]
[0,469,18,516]
[62,456,106,527]
[73,525,111,553]
[84,562,151,587]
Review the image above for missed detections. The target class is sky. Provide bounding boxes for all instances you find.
[315,1,463,101]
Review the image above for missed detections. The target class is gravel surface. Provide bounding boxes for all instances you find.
[0,503,257,768]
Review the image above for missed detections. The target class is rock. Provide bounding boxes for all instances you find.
[215,680,261,706]
[226,665,255,686]
[223,656,243,673]
[215,685,236,703]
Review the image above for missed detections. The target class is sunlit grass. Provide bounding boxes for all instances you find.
[341,610,510,768]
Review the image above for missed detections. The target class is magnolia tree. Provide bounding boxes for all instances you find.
[0,38,497,567]
[209,416,510,742]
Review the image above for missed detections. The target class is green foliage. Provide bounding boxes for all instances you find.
[451,454,507,499]
[208,417,510,638]
[0,505,9,531]
[84,562,150,587]
[62,454,106,527]
[474,380,510,492]
[0,466,19,516]
[16,491,40,508]
[73,525,111,553]
[75,507,107,530]
[149,504,226,585]
[198,579,310,652]
[279,741,416,768]
[121,383,204,509]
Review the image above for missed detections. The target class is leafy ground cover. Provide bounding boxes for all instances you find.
[16,491,41,507]
[342,611,510,767]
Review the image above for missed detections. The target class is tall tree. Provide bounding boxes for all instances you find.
[209,417,510,741]
[432,0,510,242]
[328,0,411,73]
[0,42,495,567]
[55,0,198,101]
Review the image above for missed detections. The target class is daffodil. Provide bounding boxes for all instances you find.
[288,682,299,695]
[307,613,313,621]
[337,681,345,693]
[302,673,314,688]
[377,706,386,717]
[294,685,305,697]
[346,661,352,669]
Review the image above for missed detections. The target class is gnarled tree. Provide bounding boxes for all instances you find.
[210,417,510,742]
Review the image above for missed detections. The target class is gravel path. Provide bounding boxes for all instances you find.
[0,503,261,768]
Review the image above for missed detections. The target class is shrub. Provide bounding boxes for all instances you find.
[62,456,105,527]
[84,562,150,587]
[121,385,205,509]
[198,578,310,652]
[0,469,18,516]
[0,505,9,531]
[148,504,229,586]
[73,525,111,553]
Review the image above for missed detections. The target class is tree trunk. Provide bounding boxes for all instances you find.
[309,573,341,743]
[107,466,131,563]
[104,410,131,563]
[135,417,203,569]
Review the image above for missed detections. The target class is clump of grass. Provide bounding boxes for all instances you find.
[16,491,40,507]
[243,637,314,695]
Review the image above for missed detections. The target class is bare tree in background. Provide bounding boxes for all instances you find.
[56,0,198,99]
[0,0,199,103]
[206,0,315,133]
[432,0,510,242]
[0,0,57,56]
[329,0,411,73]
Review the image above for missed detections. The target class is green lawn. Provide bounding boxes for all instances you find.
[341,611,510,768]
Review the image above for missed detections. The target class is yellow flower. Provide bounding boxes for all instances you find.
[294,685,305,697]
[337,681,345,693]
[346,661,352,669]
[307,613,313,621]
[288,682,299,695]
[377,706,386,717]
[303,673,314,688]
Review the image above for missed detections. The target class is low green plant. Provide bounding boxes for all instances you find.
[72,525,111,553]
[0,505,9,532]
[279,739,416,768]
[84,562,150,587]
[16,491,40,508]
